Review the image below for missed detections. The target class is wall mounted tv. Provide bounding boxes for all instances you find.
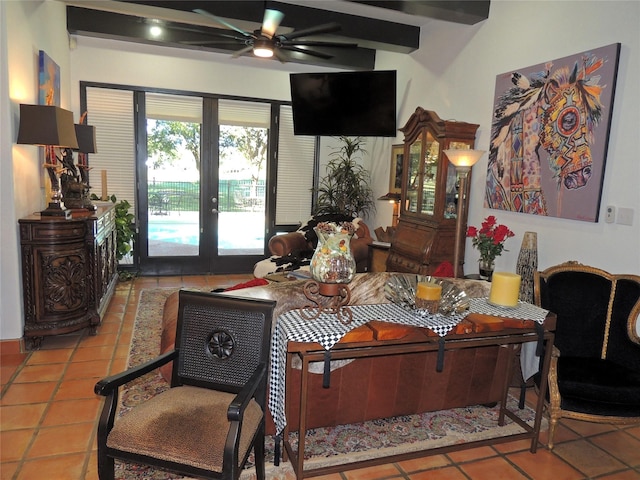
[290,70,397,137]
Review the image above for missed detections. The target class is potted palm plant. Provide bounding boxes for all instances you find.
[313,136,374,218]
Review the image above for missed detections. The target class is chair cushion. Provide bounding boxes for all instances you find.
[107,385,263,472]
[558,357,640,417]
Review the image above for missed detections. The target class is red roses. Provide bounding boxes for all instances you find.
[466,215,515,263]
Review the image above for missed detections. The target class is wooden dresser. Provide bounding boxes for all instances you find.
[19,205,118,349]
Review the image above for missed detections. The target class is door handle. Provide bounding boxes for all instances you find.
[211,197,218,205]
[211,208,219,214]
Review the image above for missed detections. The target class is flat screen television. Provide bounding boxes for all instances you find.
[289,70,397,137]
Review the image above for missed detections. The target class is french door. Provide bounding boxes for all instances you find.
[83,83,315,276]
[137,93,269,275]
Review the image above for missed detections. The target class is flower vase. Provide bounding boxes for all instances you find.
[310,228,356,284]
[478,258,495,281]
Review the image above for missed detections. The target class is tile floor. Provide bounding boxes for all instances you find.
[1,274,639,480]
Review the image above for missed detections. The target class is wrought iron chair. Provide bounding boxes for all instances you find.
[534,262,640,448]
[95,290,276,480]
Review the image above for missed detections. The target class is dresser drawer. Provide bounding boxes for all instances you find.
[20,220,87,243]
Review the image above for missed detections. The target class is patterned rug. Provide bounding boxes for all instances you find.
[116,288,545,479]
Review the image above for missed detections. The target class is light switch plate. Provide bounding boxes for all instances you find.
[617,207,634,226]
[605,206,615,223]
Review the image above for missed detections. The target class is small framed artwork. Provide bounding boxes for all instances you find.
[38,50,60,106]
[389,144,404,194]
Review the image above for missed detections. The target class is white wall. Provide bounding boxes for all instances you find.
[2,0,73,340]
[374,0,640,276]
[2,0,639,341]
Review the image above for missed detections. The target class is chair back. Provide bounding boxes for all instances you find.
[172,290,276,399]
[606,277,640,366]
[535,263,640,364]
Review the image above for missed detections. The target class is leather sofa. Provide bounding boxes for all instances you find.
[254,215,373,277]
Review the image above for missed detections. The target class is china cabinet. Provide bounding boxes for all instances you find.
[19,205,118,349]
[386,108,479,277]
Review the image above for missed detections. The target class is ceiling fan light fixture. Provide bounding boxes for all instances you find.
[253,39,274,58]
[149,25,163,37]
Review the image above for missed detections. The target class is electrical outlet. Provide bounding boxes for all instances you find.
[605,206,615,223]
[617,207,634,226]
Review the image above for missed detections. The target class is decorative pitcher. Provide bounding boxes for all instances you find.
[310,222,356,284]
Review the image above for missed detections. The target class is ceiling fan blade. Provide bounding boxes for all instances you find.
[280,45,333,60]
[273,48,289,64]
[281,40,358,48]
[280,22,341,41]
[261,9,284,39]
[193,8,254,38]
[231,45,255,58]
[180,40,248,46]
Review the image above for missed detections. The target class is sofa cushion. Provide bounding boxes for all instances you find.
[558,356,640,416]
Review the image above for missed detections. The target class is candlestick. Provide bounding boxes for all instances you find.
[101,170,108,200]
[489,272,522,307]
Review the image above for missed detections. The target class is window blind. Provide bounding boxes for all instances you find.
[146,92,202,122]
[276,106,315,225]
[219,99,270,127]
[86,88,136,211]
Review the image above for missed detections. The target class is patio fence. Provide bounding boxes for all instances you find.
[148,179,265,214]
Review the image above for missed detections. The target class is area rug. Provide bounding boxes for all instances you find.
[115,288,546,479]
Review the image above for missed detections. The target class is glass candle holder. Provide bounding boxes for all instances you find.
[309,226,356,284]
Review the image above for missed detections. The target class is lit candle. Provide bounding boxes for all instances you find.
[489,272,522,307]
[416,282,442,313]
[101,170,108,200]
[417,282,442,300]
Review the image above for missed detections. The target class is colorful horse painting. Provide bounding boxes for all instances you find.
[485,44,620,221]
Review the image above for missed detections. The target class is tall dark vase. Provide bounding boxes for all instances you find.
[516,232,538,302]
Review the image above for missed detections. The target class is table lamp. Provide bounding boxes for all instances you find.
[377,192,401,227]
[70,123,98,210]
[443,149,485,278]
[17,104,78,216]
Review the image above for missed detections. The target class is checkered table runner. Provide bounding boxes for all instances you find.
[268,303,468,435]
[468,298,549,323]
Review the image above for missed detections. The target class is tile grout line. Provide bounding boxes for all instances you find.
[13,332,84,474]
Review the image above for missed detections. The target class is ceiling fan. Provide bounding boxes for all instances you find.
[188,7,359,62]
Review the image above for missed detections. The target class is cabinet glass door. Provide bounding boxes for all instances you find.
[421,133,439,215]
[405,138,422,213]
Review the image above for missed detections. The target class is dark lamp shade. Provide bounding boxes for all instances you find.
[17,104,78,148]
[378,192,401,202]
[74,124,97,153]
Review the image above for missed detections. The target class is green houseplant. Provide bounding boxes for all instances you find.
[91,193,135,267]
[313,136,374,218]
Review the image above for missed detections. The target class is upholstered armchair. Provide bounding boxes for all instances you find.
[95,291,276,480]
[533,262,640,449]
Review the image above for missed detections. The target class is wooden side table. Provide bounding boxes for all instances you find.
[367,241,391,272]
